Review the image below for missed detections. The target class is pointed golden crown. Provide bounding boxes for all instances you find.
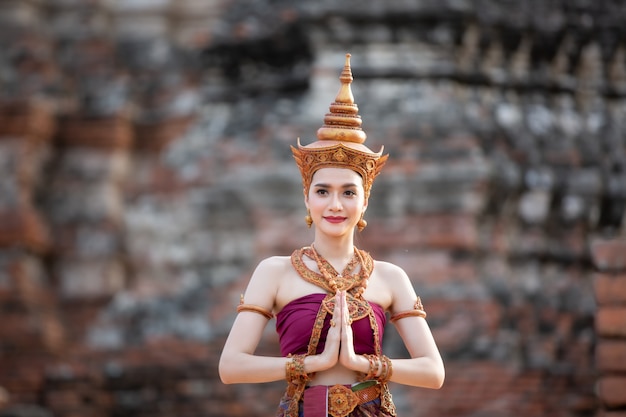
[291,54,388,199]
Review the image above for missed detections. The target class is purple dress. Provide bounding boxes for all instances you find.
[276,293,386,357]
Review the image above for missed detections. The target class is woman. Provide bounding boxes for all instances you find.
[219,54,444,417]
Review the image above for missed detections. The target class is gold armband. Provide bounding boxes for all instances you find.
[390,296,427,322]
[237,294,273,320]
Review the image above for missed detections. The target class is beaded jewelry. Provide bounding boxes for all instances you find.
[362,354,380,380]
[379,355,393,383]
[285,354,309,384]
[362,354,393,384]
[291,245,373,323]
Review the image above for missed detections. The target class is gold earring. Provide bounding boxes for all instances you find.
[357,214,367,232]
[305,210,313,228]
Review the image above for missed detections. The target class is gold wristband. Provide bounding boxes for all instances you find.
[285,354,309,384]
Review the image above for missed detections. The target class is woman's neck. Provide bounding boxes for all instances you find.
[311,235,355,272]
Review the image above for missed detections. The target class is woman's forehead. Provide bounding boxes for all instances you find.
[312,167,363,184]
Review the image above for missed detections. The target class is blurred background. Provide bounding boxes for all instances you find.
[0,0,625,416]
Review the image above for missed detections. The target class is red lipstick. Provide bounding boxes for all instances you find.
[324,216,347,224]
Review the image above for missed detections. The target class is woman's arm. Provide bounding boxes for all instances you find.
[381,262,445,389]
[218,257,340,384]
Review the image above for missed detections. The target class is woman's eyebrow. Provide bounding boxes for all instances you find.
[312,182,358,188]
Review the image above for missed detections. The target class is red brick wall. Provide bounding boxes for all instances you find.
[1,2,626,417]
[593,239,626,415]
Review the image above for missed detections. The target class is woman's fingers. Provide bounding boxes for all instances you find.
[339,291,357,367]
[342,291,351,326]
[336,290,351,330]
[332,291,342,328]
[315,292,341,370]
[328,293,343,338]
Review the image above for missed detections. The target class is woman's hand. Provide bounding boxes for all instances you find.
[314,291,342,371]
[337,290,361,370]
[310,291,367,374]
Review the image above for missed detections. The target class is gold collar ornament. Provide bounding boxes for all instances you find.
[291,54,388,200]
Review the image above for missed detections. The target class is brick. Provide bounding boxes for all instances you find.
[596,412,626,417]
[55,259,126,299]
[0,310,63,353]
[596,307,626,337]
[0,207,50,253]
[9,260,54,303]
[44,390,83,409]
[0,101,57,143]
[594,273,626,306]
[0,385,8,408]
[55,149,129,184]
[175,379,210,398]
[46,182,124,225]
[0,1,35,24]
[596,340,626,373]
[53,223,124,258]
[57,116,133,151]
[381,250,476,287]
[591,239,626,272]
[507,226,548,256]
[0,139,51,189]
[364,214,479,250]
[134,116,195,152]
[598,376,626,408]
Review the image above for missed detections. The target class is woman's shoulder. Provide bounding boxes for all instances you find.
[373,259,408,279]
[244,255,293,300]
[253,255,293,275]
[371,259,419,312]
[365,259,409,310]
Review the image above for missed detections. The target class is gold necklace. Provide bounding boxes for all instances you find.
[309,244,362,292]
[291,246,373,320]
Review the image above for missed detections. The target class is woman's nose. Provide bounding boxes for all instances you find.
[329,193,342,210]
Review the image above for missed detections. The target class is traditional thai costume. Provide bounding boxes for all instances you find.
[274,246,396,417]
[236,54,427,417]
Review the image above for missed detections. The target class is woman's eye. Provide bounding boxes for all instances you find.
[345,190,356,196]
[316,189,328,195]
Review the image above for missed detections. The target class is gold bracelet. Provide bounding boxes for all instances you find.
[379,355,393,383]
[237,304,274,319]
[286,354,309,384]
[362,354,380,380]
[237,294,273,319]
[390,297,427,322]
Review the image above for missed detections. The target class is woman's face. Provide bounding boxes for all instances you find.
[305,167,367,235]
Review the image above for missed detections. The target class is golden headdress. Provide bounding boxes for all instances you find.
[291,53,388,199]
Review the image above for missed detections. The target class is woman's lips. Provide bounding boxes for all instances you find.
[324,216,347,224]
